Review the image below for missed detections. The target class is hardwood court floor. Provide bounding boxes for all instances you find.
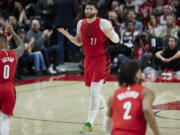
[10,75,180,135]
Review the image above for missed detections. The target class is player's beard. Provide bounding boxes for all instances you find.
[85,13,96,19]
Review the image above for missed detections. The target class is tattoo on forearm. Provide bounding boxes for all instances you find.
[12,32,25,58]
[12,32,23,47]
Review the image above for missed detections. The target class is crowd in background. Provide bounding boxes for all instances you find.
[0,0,180,80]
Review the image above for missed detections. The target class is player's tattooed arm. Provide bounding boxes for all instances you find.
[6,25,25,58]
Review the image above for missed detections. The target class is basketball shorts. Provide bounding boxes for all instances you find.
[84,55,111,87]
[0,83,16,116]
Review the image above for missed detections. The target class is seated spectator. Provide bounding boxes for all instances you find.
[8,15,19,32]
[118,32,153,69]
[171,0,180,27]
[158,4,174,25]
[109,0,123,22]
[120,20,140,56]
[146,15,163,38]
[25,19,57,74]
[17,28,50,75]
[120,9,143,32]
[155,36,180,71]
[161,15,179,39]
[152,0,164,17]
[120,0,140,13]
[171,0,180,18]
[108,11,121,31]
[139,0,154,28]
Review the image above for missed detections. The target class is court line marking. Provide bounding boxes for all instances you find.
[16,82,83,94]
[155,110,180,120]
[13,116,180,129]
[15,82,180,129]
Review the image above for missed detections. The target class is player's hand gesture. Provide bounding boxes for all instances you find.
[6,25,15,34]
[57,28,69,37]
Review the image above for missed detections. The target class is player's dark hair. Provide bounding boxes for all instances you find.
[0,33,7,42]
[86,0,98,10]
[118,61,141,86]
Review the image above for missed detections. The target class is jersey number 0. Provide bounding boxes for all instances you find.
[3,65,10,79]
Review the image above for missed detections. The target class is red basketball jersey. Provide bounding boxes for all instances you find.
[112,83,146,135]
[0,49,17,82]
[80,17,109,58]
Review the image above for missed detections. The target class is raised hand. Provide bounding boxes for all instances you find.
[6,25,15,34]
[57,28,69,37]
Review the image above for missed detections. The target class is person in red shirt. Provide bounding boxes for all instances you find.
[57,1,119,134]
[103,61,160,135]
[0,25,25,135]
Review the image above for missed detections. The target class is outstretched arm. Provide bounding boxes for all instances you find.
[57,20,83,47]
[100,19,120,44]
[142,88,160,135]
[6,25,25,59]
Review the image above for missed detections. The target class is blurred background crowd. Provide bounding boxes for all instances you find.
[0,0,180,80]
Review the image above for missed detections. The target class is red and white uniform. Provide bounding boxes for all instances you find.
[112,83,146,135]
[80,17,111,86]
[0,49,17,116]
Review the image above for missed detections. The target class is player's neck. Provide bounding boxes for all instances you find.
[86,17,97,23]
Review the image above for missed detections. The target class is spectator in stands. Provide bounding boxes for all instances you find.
[0,13,5,26]
[155,36,180,71]
[8,15,19,32]
[171,0,180,18]
[120,0,140,13]
[171,0,180,27]
[158,4,174,25]
[139,0,154,28]
[25,19,56,74]
[120,20,140,56]
[108,11,121,31]
[152,0,164,17]
[161,15,179,39]
[18,27,50,75]
[110,0,123,20]
[147,15,163,37]
[118,32,153,69]
[36,0,54,30]
[53,0,79,66]
[12,0,24,20]
[120,9,143,32]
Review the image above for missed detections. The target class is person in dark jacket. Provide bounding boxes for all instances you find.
[53,0,79,66]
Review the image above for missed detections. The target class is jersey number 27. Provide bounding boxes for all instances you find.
[91,38,97,45]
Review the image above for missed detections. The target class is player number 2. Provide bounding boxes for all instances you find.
[3,65,10,79]
[123,101,132,120]
[91,38,97,45]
